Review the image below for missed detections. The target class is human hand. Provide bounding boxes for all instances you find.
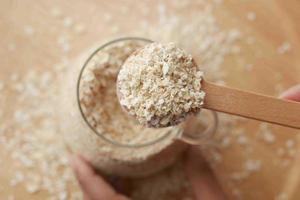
[280,84,300,102]
[70,151,226,200]
[69,155,129,200]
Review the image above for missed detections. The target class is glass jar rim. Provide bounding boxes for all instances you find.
[76,37,181,148]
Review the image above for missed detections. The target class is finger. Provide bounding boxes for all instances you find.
[69,154,124,200]
[184,147,226,200]
[279,85,300,102]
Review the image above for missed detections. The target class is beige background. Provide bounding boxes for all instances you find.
[0,0,300,199]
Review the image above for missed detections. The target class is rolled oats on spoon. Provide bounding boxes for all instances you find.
[117,42,206,128]
[117,42,300,129]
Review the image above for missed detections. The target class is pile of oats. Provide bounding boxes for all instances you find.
[118,43,205,128]
[79,40,180,144]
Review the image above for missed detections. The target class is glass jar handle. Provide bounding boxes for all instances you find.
[180,110,218,145]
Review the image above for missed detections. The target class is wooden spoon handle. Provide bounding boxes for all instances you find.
[202,81,300,129]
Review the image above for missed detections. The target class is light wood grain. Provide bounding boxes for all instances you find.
[203,81,300,129]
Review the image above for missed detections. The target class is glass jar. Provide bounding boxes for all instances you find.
[58,37,218,178]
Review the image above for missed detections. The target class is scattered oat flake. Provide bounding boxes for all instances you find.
[57,35,71,53]
[10,73,19,81]
[244,64,253,71]
[258,123,276,144]
[24,26,35,36]
[237,134,248,145]
[104,13,112,22]
[1,68,77,199]
[212,151,222,163]
[262,130,275,144]
[247,12,256,21]
[245,159,261,172]
[221,136,231,148]
[277,42,291,54]
[51,7,62,17]
[63,17,74,28]
[74,24,85,34]
[26,183,40,194]
[111,25,120,33]
[62,43,71,53]
[230,171,248,181]
[286,139,295,148]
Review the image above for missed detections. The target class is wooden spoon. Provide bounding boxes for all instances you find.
[202,80,300,129]
[117,42,300,129]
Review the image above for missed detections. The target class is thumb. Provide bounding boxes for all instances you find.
[69,154,128,200]
[279,85,300,102]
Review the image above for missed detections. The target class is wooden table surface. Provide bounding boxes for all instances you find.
[0,0,299,199]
